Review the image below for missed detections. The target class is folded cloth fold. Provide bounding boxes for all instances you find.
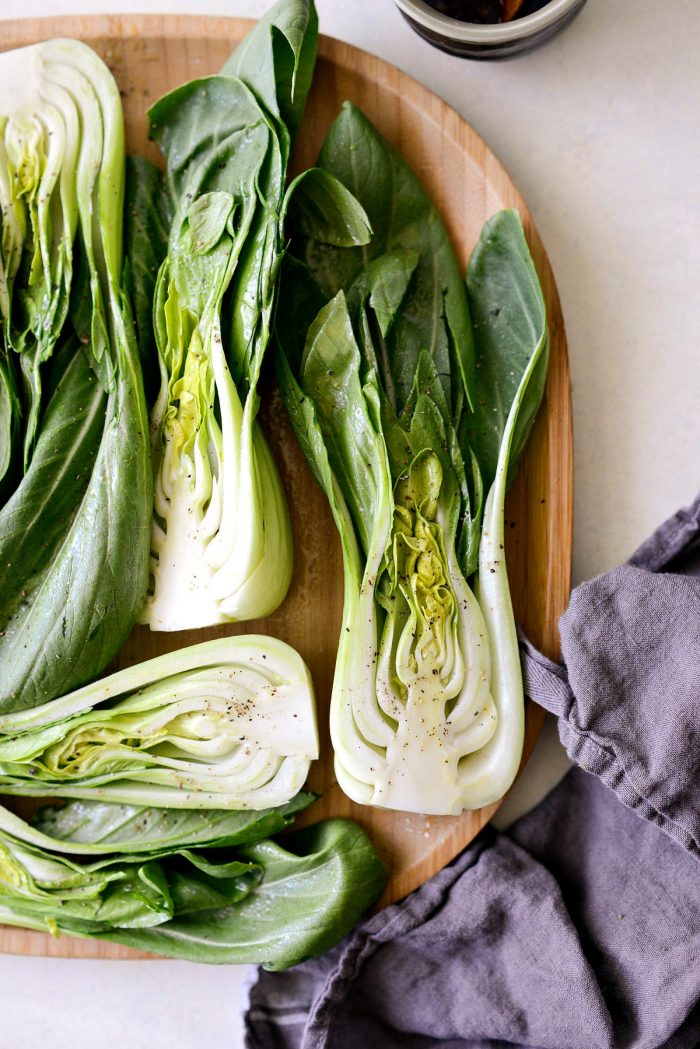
[246,493,700,1049]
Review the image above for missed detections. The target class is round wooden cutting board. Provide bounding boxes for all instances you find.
[0,14,572,960]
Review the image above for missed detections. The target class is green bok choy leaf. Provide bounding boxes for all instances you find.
[140,0,318,631]
[0,795,386,967]
[277,104,548,815]
[29,792,314,853]
[0,39,151,713]
[0,822,261,933]
[0,636,319,810]
[103,819,386,967]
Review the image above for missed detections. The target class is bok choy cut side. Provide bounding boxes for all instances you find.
[0,39,151,713]
[0,794,387,967]
[0,636,319,810]
[277,103,549,815]
[141,0,318,631]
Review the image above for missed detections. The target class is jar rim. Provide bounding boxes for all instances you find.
[394,0,583,42]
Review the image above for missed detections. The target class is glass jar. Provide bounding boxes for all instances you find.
[394,0,589,59]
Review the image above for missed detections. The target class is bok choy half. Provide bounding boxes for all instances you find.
[0,636,319,810]
[277,103,549,815]
[140,0,318,631]
[0,794,387,968]
[0,39,151,713]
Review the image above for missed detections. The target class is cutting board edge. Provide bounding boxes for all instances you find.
[0,12,573,959]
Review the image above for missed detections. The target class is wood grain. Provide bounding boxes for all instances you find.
[0,14,572,959]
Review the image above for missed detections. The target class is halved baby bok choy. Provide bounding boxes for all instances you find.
[141,0,318,630]
[277,103,548,815]
[0,794,387,967]
[0,39,151,712]
[0,636,318,809]
[463,208,550,810]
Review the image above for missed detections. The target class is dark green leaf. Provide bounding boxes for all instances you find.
[0,350,21,502]
[100,819,387,969]
[346,249,419,339]
[124,156,172,399]
[0,343,104,697]
[149,77,270,208]
[299,102,475,417]
[0,323,151,713]
[187,192,236,255]
[300,293,385,554]
[463,209,549,495]
[274,255,327,372]
[167,860,261,916]
[286,167,372,247]
[222,0,318,143]
[456,443,483,578]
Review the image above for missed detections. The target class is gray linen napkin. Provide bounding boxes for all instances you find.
[246,493,700,1049]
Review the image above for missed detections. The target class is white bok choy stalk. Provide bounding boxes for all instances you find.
[0,636,319,810]
[140,0,318,630]
[276,102,549,815]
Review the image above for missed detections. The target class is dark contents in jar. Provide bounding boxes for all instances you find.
[424,0,551,23]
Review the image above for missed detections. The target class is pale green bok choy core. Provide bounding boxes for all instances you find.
[277,103,549,816]
[141,0,318,630]
[0,636,319,810]
[0,39,151,713]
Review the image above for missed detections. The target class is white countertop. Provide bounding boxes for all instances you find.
[1,1,698,1045]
